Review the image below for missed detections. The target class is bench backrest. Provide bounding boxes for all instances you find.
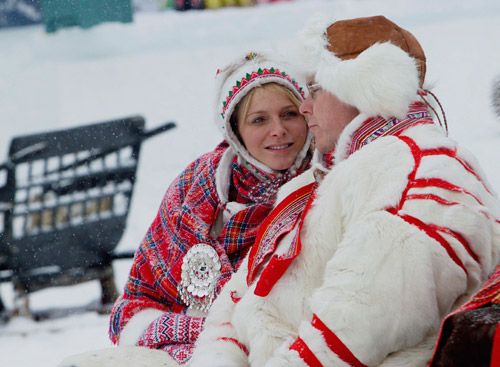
[0,116,146,291]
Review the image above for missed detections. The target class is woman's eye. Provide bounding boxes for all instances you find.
[282,110,299,119]
[251,117,265,125]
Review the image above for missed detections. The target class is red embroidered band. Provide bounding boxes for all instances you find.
[247,182,316,286]
[393,213,467,274]
[289,337,323,367]
[217,337,249,356]
[311,314,367,367]
[221,67,305,118]
[253,182,317,296]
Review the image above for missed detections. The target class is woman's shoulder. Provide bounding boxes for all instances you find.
[190,141,230,169]
[163,142,230,199]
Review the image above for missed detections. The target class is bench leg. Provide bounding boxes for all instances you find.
[99,265,118,309]
[13,282,31,318]
[0,293,9,324]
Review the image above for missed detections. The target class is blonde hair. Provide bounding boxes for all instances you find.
[230,83,303,142]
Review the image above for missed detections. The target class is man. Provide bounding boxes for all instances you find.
[191,15,500,366]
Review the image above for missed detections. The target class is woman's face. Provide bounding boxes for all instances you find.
[237,87,308,171]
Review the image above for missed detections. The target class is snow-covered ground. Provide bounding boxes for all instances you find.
[1,0,499,365]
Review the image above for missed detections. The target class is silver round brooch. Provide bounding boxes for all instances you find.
[178,243,221,312]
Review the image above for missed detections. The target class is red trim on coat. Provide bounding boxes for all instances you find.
[420,148,456,156]
[405,193,459,206]
[405,192,496,222]
[230,290,241,303]
[253,183,317,297]
[395,214,467,274]
[397,136,491,214]
[409,178,484,206]
[311,314,367,367]
[289,337,323,367]
[217,337,249,356]
[426,223,480,263]
[421,147,493,195]
[396,135,422,211]
[247,182,316,285]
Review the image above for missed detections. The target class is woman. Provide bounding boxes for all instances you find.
[107,52,312,365]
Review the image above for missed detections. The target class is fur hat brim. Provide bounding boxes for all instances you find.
[316,42,420,119]
[298,15,422,119]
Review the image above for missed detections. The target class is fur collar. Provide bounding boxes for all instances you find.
[333,101,434,165]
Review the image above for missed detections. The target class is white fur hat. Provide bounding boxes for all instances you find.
[214,51,310,174]
[299,15,427,119]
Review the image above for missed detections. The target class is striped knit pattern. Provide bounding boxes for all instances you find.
[346,101,433,157]
[247,182,315,284]
[137,312,204,364]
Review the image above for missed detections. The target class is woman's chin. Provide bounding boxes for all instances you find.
[265,159,295,171]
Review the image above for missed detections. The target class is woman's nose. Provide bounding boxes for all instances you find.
[270,118,287,136]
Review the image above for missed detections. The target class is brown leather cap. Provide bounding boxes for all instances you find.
[325,15,426,86]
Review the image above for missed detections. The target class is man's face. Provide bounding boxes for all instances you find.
[300,84,359,153]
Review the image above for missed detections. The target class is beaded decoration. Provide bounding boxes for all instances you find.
[220,67,305,119]
[178,243,221,312]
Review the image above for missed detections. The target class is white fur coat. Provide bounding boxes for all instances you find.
[190,121,500,367]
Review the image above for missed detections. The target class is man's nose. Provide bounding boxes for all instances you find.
[300,96,313,115]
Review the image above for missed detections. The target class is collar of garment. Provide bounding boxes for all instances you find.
[215,142,312,206]
[333,101,434,165]
[308,100,433,181]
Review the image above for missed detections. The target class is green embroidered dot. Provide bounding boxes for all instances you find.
[246,73,251,79]
[270,67,275,73]
[257,68,263,74]
[236,80,241,87]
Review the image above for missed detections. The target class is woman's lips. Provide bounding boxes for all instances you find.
[266,143,293,151]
